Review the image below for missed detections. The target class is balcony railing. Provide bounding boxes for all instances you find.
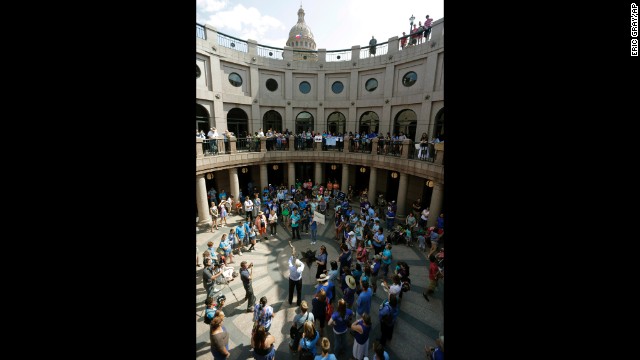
[359,42,389,58]
[217,33,248,53]
[202,138,227,156]
[376,140,403,157]
[237,137,260,152]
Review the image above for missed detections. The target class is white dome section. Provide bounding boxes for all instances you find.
[286,6,316,52]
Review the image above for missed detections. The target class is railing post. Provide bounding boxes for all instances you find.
[289,135,296,153]
[229,136,237,154]
[260,137,267,152]
[434,142,444,164]
[371,137,379,154]
[352,45,361,62]
[343,135,350,153]
[196,138,204,158]
[401,139,411,159]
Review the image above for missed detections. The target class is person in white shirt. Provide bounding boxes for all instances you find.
[288,246,305,306]
[244,197,255,223]
[257,128,265,137]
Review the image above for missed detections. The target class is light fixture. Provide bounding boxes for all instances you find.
[385,99,389,104]
[331,164,337,171]
[206,173,214,180]
[319,102,323,106]
[215,94,220,99]
[426,180,434,187]
[409,14,415,30]
[241,167,249,174]
[252,57,256,62]
[287,101,291,105]
[425,95,430,100]
[360,167,367,173]
[351,101,355,106]
[272,164,279,170]
[391,172,399,179]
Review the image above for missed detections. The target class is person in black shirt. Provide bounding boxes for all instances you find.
[240,261,256,312]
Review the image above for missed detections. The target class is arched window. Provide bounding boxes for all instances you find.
[263,110,283,133]
[227,108,249,137]
[394,109,417,141]
[327,112,346,135]
[359,111,379,135]
[295,111,314,134]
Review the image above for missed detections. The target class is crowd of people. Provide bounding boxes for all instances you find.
[400,15,433,50]
[200,175,444,359]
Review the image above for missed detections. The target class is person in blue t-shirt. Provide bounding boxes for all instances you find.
[356,280,373,317]
[426,335,444,360]
[381,243,393,279]
[235,221,247,251]
[327,299,353,356]
[298,320,320,356]
[378,293,399,346]
[314,337,338,360]
[372,340,390,360]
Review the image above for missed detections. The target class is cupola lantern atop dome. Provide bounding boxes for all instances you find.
[286,6,318,61]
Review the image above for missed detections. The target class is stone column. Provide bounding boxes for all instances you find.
[343,135,350,153]
[368,167,377,204]
[427,181,444,228]
[229,168,240,203]
[396,172,409,219]
[288,162,296,189]
[315,162,323,185]
[371,137,379,155]
[260,164,269,191]
[341,164,349,192]
[196,174,212,226]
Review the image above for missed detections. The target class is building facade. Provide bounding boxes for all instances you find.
[195,8,444,227]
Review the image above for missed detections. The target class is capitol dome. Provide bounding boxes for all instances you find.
[286,6,318,61]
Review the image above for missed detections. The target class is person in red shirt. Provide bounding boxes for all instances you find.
[424,255,440,299]
[424,15,433,40]
[411,24,419,45]
[400,32,408,49]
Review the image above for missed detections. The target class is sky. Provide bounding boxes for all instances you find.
[196,0,444,50]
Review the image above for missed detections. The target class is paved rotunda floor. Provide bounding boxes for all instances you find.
[195,210,444,360]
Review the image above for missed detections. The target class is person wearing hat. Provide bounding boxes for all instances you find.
[316,272,334,303]
[347,230,357,252]
[342,274,357,311]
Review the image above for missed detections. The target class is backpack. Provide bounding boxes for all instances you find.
[325,298,333,322]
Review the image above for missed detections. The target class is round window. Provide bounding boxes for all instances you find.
[196,65,201,79]
[402,71,417,87]
[228,73,242,87]
[266,78,278,92]
[365,78,378,92]
[331,81,344,94]
[299,81,311,94]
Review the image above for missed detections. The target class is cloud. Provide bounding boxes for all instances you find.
[198,3,285,45]
[196,0,226,14]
